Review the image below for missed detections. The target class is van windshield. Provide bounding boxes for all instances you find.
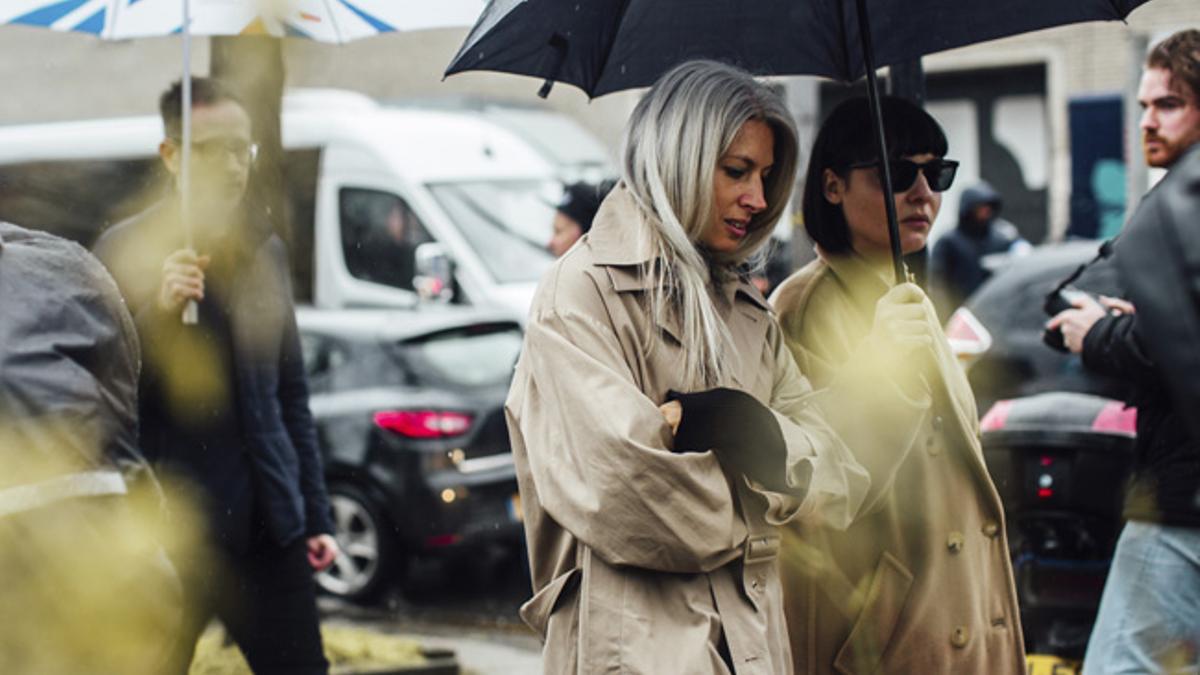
[426,180,556,284]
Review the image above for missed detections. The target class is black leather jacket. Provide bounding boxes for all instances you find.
[1082,146,1200,527]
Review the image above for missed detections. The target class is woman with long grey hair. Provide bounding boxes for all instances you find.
[504,60,928,673]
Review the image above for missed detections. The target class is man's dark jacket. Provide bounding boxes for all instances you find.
[929,182,1025,316]
[93,202,334,545]
[1082,146,1200,527]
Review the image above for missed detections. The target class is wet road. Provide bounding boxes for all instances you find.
[319,546,542,674]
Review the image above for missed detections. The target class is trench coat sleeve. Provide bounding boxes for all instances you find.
[780,327,932,519]
[762,328,871,531]
[514,303,749,574]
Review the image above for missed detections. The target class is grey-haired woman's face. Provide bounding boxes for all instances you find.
[701,119,774,254]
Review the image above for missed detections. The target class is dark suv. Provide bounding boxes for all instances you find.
[297,307,524,600]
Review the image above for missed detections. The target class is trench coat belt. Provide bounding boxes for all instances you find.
[743,532,781,565]
[0,470,128,518]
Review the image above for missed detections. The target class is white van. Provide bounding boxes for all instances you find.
[0,89,589,317]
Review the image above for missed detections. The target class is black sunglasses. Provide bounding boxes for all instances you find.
[848,158,959,192]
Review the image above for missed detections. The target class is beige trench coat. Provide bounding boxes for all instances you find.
[770,252,1026,674]
[506,187,889,674]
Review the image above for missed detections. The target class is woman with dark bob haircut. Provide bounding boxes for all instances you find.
[771,96,1026,673]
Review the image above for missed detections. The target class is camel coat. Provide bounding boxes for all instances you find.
[506,188,896,674]
[771,252,1026,674]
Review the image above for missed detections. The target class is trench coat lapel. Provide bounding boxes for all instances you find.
[587,186,774,387]
[587,187,687,345]
[725,284,771,390]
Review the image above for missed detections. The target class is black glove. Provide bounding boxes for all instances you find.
[666,387,792,494]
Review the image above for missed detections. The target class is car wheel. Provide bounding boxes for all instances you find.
[316,484,401,601]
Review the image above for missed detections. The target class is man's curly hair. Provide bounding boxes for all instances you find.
[1147,29,1200,102]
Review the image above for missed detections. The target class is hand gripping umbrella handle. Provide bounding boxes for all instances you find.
[182,300,199,325]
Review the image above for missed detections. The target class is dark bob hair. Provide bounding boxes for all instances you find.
[802,96,948,255]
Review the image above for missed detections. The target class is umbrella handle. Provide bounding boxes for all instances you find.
[179,0,196,325]
[182,299,198,325]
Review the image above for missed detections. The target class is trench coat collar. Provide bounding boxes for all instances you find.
[817,246,897,320]
[585,184,657,267]
[585,184,771,314]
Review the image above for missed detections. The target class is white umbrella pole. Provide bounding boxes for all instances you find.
[181,0,198,324]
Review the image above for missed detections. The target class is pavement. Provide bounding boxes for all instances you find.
[318,613,542,675]
[316,546,543,674]
[398,626,541,675]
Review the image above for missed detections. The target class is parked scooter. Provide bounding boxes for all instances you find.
[980,392,1136,671]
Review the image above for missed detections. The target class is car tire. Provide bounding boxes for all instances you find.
[316,483,403,602]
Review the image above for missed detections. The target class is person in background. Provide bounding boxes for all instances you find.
[341,193,430,291]
[546,179,614,257]
[929,180,1030,317]
[0,220,183,674]
[771,96,1025,674]
[93,77,337,675]
[1048,29,1200,674]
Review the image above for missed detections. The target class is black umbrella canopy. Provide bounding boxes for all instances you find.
[448,0,1155,281]
[447,0,1153,97]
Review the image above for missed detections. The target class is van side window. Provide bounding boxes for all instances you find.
[339,188,432,292]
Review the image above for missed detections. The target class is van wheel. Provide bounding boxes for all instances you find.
[316,484,402,602]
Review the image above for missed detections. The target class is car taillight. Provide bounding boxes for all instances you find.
[373,411,474,439]
[945,307,993,368]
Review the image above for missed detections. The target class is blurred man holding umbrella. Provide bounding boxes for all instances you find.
[1047,29,1200,674]
[93,77,338,675]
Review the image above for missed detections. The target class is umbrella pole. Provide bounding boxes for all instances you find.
[854,0,907,284]
[181,0,198,324]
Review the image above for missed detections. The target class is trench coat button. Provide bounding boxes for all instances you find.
[951,626,970,648]
[932,415,944,432]
[947,531,965,553]
[982,522,1000,539]
[926,435,940,456]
